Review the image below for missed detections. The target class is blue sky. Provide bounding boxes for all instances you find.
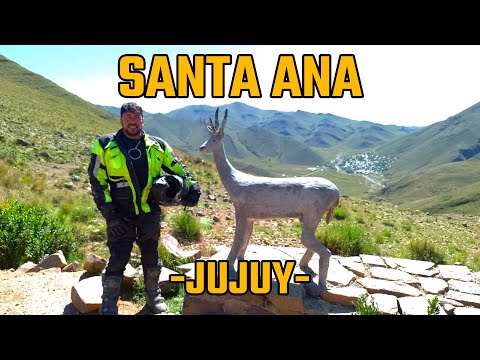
[0,45,479,127]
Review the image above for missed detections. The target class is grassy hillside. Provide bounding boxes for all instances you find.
[377,157,480,215]
[0,54,123,226]
[0,55,119,166]
[377,101,480,175]
[407,181,480,215]
[379,158,480,209]
[1,53,479,277]
[371,101,480,214]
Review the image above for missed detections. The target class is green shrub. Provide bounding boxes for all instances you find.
[198,218,214,230]
[374,233,385,244]
[382,229,393,238]
[333,207,349,220]
[170,210,202,242]
[70,205,96,223]
[427,296,440,315]
[408,238,445,264]
[164,284,186,314]
[353,294,379,315]
[132,277,146,304]
[401,221,412,231]
[153,238,195,315]
[0,146,24,166]
[471,253,480,272]
[317,224,377,257]
[382,220,396,228]
[450,250,467,266]
[0,199,78,269]
[132,266,185,314]
[158,244,192,272]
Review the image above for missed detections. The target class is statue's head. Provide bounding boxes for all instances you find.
[199,107,228,153]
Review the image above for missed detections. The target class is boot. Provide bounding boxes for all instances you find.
[143,265,168,314]
[99,274,123,315]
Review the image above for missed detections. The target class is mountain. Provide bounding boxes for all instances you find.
[376,101,480,175]
[127,102,413,176]
[0,55,118,165]
[142,108,327,176]
[374,101,480,213]
[257,111,412,150]
[165,102,413,151]
[102,103,417,161]
[2,52,479,216]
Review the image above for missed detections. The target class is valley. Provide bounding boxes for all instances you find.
[1,52,480,276]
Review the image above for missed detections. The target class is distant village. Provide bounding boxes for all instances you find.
[337,153,396,175]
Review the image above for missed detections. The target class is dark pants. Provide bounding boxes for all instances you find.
[105,211,161,276]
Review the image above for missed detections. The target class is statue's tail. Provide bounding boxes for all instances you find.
[325,197,339,224]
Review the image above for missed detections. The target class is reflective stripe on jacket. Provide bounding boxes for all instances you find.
[88,129,196,216]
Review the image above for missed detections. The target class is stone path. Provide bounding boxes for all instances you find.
[182,245,480,315]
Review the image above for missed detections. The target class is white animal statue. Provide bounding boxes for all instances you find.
[199,108,340,292]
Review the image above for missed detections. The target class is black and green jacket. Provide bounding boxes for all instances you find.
[88,129,197,217]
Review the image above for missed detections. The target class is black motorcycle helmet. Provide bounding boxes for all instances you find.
[151,175,189,206]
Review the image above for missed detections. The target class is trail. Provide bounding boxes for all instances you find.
[362,174,384,189]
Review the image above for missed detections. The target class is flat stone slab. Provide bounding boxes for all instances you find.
[418,277,449,295]
[369,293,399,315]
[446,290,480,308]
[437,265,473,282]
[210,244,300,263]
[453,307,480,315]
[398,295,447,315]
[396,267,439,277]
[323,258,357,287]
[359,254,386,267]
[176,263,195,274]
[438,296,464,308]
[320,285,368,307]
[357,277,423,297]
[448,279,480,295]
[336,257,366,277]
[370,267,419,284]
[383,257,435,270]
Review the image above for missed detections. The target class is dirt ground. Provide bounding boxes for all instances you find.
[0,269,144,315]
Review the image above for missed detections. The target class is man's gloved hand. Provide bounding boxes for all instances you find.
[181,182,201,207]
[106,211,130,237]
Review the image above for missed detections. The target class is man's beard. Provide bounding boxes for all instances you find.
[124,126,141,138]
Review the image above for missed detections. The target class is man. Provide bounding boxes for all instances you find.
[88,102,201,315]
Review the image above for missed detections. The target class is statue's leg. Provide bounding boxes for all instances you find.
[299,248,315,274]
[237,219,254,261]
[299,213,319,273]
[299,213,331,291]
[227,214,250,279]
[316,242,331,291]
